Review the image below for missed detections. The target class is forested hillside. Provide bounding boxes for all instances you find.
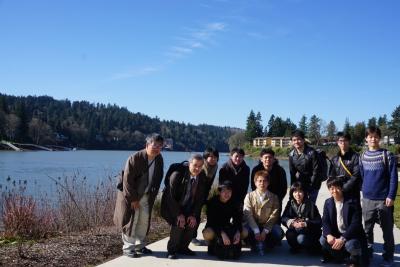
[0,93,239,151]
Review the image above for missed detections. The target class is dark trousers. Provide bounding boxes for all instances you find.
[362,198,394,260]
[167,224,197,253]
[286,228,320,250]
[320,236,361,260]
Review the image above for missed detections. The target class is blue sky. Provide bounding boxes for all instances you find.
[1,0,399,130]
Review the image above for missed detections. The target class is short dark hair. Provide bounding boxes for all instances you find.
[336,131,351,141]
[146,133,164,144]
[291,129,305,140]
[203,147,219,160]
[326,176,343,189]
[289,182,308,199]
[253,170,269,183]
[365,126,381,138]
[260,147,275,157]
[218,180,233,192]
[230,147,245,156]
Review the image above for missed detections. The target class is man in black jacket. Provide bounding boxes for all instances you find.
[251,148,287,210]
[329,132,361,201]
[289,130,320,203]
[219,147,250,209]
[161,154,207,259]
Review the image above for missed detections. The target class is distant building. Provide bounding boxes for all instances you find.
[253,137,271,148]
[271,137,292,148]
[253,136,292,148]
[164,138,173,150]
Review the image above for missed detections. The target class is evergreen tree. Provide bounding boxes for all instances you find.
[367,117,377,128]
[255,112,263,137]
[353,122,366,145]
[390,105,400,140]
[15,100,29,142]
[245,110,258,141]
[326,120,337,141]
[265,114,275,137]
[308,115,321,145]
[343,118,351,135]
[298,115,308,133]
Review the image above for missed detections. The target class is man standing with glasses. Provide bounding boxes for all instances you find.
[114,133,164,258]
[329,132,361,202]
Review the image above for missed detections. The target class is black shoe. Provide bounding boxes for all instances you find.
[137,247,153,254]
[289,247,300,254]
[123,251,140,258]
[178,248,196,256]
[167,253,177,259]
[207,245,215,255]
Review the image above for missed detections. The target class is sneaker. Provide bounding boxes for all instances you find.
[123,251,140,258]
[137,246,153,254]
[380,259,394,267]
[167,253,177,259]
[191,238,203,246]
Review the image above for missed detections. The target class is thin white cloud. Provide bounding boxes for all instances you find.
[111,21,227,80]
[166,21,226,59]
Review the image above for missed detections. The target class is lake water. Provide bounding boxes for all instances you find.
[0,150,289,197]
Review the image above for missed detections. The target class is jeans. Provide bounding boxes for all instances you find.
[246,224,283,249]
[320,236,361,260]
[286,228,319,249]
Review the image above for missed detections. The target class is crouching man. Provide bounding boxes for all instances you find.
[161,154,206,259]
[320,177,369,267]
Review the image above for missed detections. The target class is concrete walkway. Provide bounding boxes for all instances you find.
[99,182,400,266]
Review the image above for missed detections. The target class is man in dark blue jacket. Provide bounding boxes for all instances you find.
[320,177,368,267]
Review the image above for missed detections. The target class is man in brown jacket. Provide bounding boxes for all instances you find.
[113,134,164,258]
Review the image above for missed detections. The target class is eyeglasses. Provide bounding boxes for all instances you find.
[150,143,163,149]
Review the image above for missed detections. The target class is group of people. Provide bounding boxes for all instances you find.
[113,125,398,267]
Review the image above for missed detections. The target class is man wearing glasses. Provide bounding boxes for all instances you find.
[114,133,164,258]
[329,132,361,202]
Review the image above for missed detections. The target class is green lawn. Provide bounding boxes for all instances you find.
[395,182,400,228]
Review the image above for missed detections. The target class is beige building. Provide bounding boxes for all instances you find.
[253,137,271,147]
[253,136,292,148]
[271,137,292,148]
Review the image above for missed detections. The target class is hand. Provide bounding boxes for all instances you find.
[292,221,302,229]
[386,198,394,207]
[233,231,240,245]
[187,216,197,228]
[254,233,262,242]
[177,214,186,228]
[221,231,231,246]
[327,235,335,245]
[332,238,345,250]
[131,201,140,210]
[260,230,267,242]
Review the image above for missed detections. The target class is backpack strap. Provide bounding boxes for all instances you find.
[339,156,353,177]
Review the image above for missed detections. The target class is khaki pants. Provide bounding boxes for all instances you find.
[122,194,149,252]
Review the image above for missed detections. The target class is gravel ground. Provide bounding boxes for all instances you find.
[0,217,170,267]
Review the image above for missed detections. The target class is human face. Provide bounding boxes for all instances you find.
[189,158,204,177]
[146,141,163,158]
[291,136,305,151]
[337,138,350,153]
[293,189,304,204]
[219,188,232,203]
[329,185,343,201]
[255,176,268,193]
[206,154,218,166]
[260,153,275,170]
[231,152,244,166]
[366,133,380,150]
